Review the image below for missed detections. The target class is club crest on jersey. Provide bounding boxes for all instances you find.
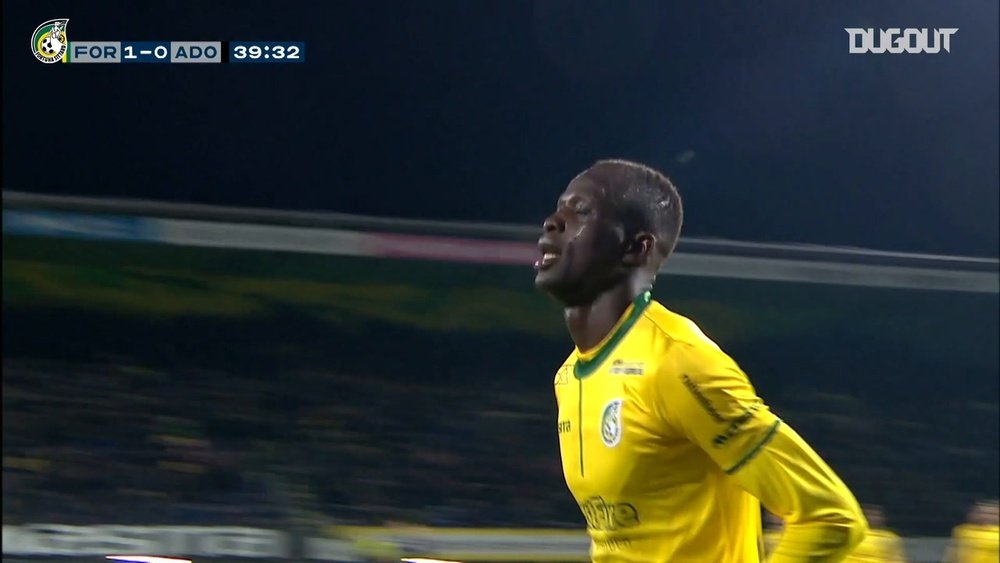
[600,399,623,447]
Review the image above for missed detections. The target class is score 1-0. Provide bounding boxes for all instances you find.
[121,42,171,63]
[68,41,170,63]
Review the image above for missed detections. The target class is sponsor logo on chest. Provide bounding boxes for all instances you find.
[608,359,644,376]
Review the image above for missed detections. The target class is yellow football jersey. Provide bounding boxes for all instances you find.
[946,524,999,563]
[553,292,866,563]
[844,528,906,562]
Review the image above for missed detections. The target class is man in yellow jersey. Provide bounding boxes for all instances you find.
[943,500,999,563]
[534,159,867,562]
[844,505,906,562]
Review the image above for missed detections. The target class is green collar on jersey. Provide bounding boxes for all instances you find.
[574,290,652,379]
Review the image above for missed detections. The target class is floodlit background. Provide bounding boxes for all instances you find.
[2,1,998,562]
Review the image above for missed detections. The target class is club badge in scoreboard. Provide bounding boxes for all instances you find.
[31,19,305,64]
[31,19,70,63]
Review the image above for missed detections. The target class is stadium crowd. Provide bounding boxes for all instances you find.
[4,349,998,542]
[2,357,574,529]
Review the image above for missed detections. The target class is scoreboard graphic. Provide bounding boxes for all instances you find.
[31,19,305,64]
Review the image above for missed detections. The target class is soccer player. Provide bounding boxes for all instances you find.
[844,505,906,562]
[942,500,999,563]
[534,159,868,562]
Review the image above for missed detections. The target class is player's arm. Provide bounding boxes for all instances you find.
[659,344,867,562]
[731,423,867,562]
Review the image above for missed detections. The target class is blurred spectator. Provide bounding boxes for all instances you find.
[844,504,906,562]
[942,500,1000,563]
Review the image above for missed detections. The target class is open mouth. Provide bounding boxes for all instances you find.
[536,252,560,270]
[535,237,562,271]
[535,240,562,271]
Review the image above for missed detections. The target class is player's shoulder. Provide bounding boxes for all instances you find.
[640,300,741,374]
[952,523,973,539]
[954,523,999,539]
[952,523,979,538]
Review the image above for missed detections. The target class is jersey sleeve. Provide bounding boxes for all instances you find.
[657,342,867,561]
[656,342,782,473]
[731,423,867,562]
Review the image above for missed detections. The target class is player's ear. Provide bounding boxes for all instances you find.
[622,232,655,267]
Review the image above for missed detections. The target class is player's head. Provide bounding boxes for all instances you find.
[534,159,683,305]
[969,499,1000,525]
[862,505,886,528]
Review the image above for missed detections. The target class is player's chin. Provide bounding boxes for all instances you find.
[534,268,565,294]
[534,269,580,302]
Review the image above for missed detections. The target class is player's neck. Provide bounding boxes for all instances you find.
[564,283,647,352]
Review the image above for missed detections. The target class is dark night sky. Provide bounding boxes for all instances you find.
[3,0,998,256]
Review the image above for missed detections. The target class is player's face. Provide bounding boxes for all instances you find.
[534,173,626,304]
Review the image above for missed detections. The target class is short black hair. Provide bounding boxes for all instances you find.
[586,159,684,262]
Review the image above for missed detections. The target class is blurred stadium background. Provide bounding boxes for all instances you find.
[4,1,999,562]
[2,191,997,562]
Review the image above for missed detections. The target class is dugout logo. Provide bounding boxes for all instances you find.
[32,19,69,63]
[845,28,957,54]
